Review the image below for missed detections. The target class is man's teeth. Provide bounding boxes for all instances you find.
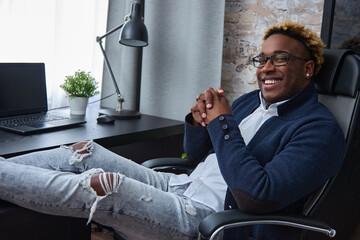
[264,79,280,84]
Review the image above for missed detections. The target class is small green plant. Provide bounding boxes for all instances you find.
[60,70,100,99]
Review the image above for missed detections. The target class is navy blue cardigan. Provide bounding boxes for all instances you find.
[184,82,345,240]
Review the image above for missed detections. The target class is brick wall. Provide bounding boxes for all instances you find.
[222,0,324,103]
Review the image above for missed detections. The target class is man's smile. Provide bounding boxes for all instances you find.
[264,79,281,85]
[261,76,283,86]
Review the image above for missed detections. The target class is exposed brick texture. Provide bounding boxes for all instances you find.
[222,0,324,103]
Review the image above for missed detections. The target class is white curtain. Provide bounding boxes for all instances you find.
[142,0,225,120]
[0,0,108,109]
[101,0,225,121]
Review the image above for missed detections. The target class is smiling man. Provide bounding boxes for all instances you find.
[188,21,345,239]
[0,21,346,240]
[255,33,314,104]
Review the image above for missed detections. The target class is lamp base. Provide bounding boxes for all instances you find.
[99,108,141,119]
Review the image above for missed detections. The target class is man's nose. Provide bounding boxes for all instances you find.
[261,59,276,72]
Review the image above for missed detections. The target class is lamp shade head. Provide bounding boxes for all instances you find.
[119,3,148,47]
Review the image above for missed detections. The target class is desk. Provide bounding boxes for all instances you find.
[0,103,184,158]
[0,103,184,239]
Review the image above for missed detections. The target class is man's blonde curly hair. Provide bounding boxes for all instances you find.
[263,21,326,75]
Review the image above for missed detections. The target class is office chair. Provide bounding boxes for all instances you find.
[142,48,360,239]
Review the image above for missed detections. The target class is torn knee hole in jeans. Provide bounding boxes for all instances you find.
[81,170,124,224]
[66,140,94,165]
[91,172,123,196]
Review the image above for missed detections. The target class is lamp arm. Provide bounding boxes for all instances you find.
[97,40,121,96]
[96,23,126,111]
[96,23,124,42]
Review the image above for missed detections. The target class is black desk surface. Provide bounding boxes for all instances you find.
[0,103,184,158]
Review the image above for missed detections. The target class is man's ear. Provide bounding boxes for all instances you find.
[305,60,315,79]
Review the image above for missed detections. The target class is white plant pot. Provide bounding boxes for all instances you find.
[69,97,88,115]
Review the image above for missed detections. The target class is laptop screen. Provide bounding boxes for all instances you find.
[0,63,47,118]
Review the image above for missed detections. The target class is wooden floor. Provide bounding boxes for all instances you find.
[91,231,114,240]
[91,224,114,240]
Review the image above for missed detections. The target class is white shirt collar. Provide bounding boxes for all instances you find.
[259,91,288,111]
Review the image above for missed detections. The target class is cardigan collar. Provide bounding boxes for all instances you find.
[244,81,318,121]
[276,81,318,119]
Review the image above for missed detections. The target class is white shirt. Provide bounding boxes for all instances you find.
[169,92,286,211]
[239,93,287,145]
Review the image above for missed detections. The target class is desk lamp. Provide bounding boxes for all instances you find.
[96,2,148,119]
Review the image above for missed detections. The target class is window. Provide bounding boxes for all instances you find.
[0,0,108,109]
[321,0,360,54]
[330,0,360,53]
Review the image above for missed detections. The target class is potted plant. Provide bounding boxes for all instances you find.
[60,70,99,115]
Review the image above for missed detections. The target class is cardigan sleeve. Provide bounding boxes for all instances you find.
[206,111,345,213]
[183,113,213,164]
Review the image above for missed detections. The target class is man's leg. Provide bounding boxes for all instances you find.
[88,172,215,240]
[0,160,215,240]
[6,140,170,189]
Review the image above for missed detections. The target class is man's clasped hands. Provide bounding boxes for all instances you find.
[191,88,233,127]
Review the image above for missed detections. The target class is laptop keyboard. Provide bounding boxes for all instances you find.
[0,113,69,127]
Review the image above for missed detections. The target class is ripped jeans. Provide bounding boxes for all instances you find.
[0,141,215,240]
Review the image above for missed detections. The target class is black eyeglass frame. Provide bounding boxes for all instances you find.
[252,53,311,68]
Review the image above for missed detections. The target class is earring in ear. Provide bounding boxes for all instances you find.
[306,73,310,77]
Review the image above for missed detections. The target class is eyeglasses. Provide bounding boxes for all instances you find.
[252,53,310,68]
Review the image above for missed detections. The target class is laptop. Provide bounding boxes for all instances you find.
[0,63,86,134]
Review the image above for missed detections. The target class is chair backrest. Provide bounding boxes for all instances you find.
[302,49,360,217]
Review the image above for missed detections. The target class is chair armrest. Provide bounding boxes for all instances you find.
[198,210,336,240]
[141,157,196,171]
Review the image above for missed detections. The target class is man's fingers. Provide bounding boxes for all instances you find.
[191,104,206,127]
[194,113,206,127]
[192,87,227,126]
[216,88,224,95]
[195,93,204,102]
[204,88,214,109]
[205,88,220,109]
[194,94,207,118]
